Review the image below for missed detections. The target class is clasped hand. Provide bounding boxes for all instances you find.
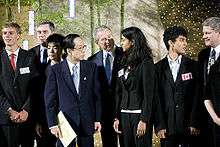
[8,109,28,123]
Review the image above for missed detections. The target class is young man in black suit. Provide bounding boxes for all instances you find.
[0,22,38,147]
[45,34,102,147]
[88,26,123,147]
[201,17,220,147]
[30,21,57,147]
[156,26,200,147]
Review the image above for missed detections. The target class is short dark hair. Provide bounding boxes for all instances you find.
[163,26,187,50]
[63,34,80,49]
[46,33,64,50]
[39,21,55,32]
[2,22,21,34]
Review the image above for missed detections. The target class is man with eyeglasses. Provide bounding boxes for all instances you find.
[44,34,102,147]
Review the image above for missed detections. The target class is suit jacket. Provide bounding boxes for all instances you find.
[206,56,220,115]
[114,57,155,123]
[44,59,101,135]
[156,56,199,135]
[198,47,211,93]
[29,45,48,125]
[0,48,38,125]
[88,47,123,121]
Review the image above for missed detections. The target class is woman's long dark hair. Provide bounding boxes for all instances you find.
[121,27,152,69]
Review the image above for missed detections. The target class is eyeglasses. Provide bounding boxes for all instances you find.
[73,45,87,51]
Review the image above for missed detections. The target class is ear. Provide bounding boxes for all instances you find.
[168,40,173,46]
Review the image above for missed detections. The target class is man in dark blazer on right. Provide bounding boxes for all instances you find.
[88,25,123,147]
[156,26,200,147]
[45,34,102,147]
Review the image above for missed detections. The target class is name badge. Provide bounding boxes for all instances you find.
[181,72,193,81]
[118,69,124,77]
[19,67,30,74]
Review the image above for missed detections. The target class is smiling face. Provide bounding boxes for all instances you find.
[2,27,20,49]
[203,26,220,48]
[96,29,114,51]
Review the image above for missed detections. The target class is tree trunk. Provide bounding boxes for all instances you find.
[120,0,125,42]
[89,0,95,54]
[96,0,101,26]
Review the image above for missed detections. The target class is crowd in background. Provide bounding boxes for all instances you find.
[0,16,220,147]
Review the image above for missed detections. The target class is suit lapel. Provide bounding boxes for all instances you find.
[175,56,187,83]
[1,49,15,79]
[164,58,175,86]
[14,49,26,80]
[61,60,78,96]
[94,51,103,66]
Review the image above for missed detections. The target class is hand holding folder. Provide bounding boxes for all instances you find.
[58,111,77,147]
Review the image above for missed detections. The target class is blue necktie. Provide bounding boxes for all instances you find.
[72,65,79,93]
[105,53,111,84]
[41,48,47,64]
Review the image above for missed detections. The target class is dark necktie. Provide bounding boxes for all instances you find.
[105,53,111,84]
[208,49,216,73]
[10,53,16,70]
[72,65,79,93]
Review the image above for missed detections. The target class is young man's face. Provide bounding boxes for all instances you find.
[2,27,20,47]
[203,26,220,48]
[47,42,62,62]
[171,35,187,55]
[96,30,114,51]
[36,24,53,44]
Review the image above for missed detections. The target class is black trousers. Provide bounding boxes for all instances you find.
[0,123,34,147]
[119,113,152,147]
[101,118,117,147]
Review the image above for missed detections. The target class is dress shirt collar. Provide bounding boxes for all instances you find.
[167,55,182,64]
[66,59,80,75]
[6,48,20,57]
[211,44,220,60]
[103,50,113,59]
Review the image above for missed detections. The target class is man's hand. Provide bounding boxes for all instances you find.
[18,110,29,122]
[36,123,43,137]
[156,129,166,139]
[94,122,102,132]
[113,118,122,134]
[136,120,146,138]
[50,126,62,138]
[189,127,200,136]
[8,108,20,123]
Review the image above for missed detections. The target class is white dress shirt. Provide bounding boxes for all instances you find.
[167,55,182,82]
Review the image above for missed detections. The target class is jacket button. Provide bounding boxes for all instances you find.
[176,105,179,108]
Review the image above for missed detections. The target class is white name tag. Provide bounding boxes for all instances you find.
[118,69,124,77]
[19,67,30,74]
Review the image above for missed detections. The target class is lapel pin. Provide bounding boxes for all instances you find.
[84,77,87,80]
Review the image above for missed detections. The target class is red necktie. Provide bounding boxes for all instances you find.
[10,53,16,70]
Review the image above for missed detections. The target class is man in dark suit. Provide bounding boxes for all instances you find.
[156,26,200,147]
[29,21,56,147]
[88,25,123,147]
[44,34,102,147]
[201,17,220,147]
[0,22,38,147]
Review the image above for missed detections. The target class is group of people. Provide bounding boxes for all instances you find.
[0,16,220,147]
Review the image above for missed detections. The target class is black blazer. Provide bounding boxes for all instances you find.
[88,47,123,121]
[156,56,199,135]
[205,56,220,116]
[0,48,38,125]
[198,47,211,91]
[44,60,101,135]
[114,57,155,123]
